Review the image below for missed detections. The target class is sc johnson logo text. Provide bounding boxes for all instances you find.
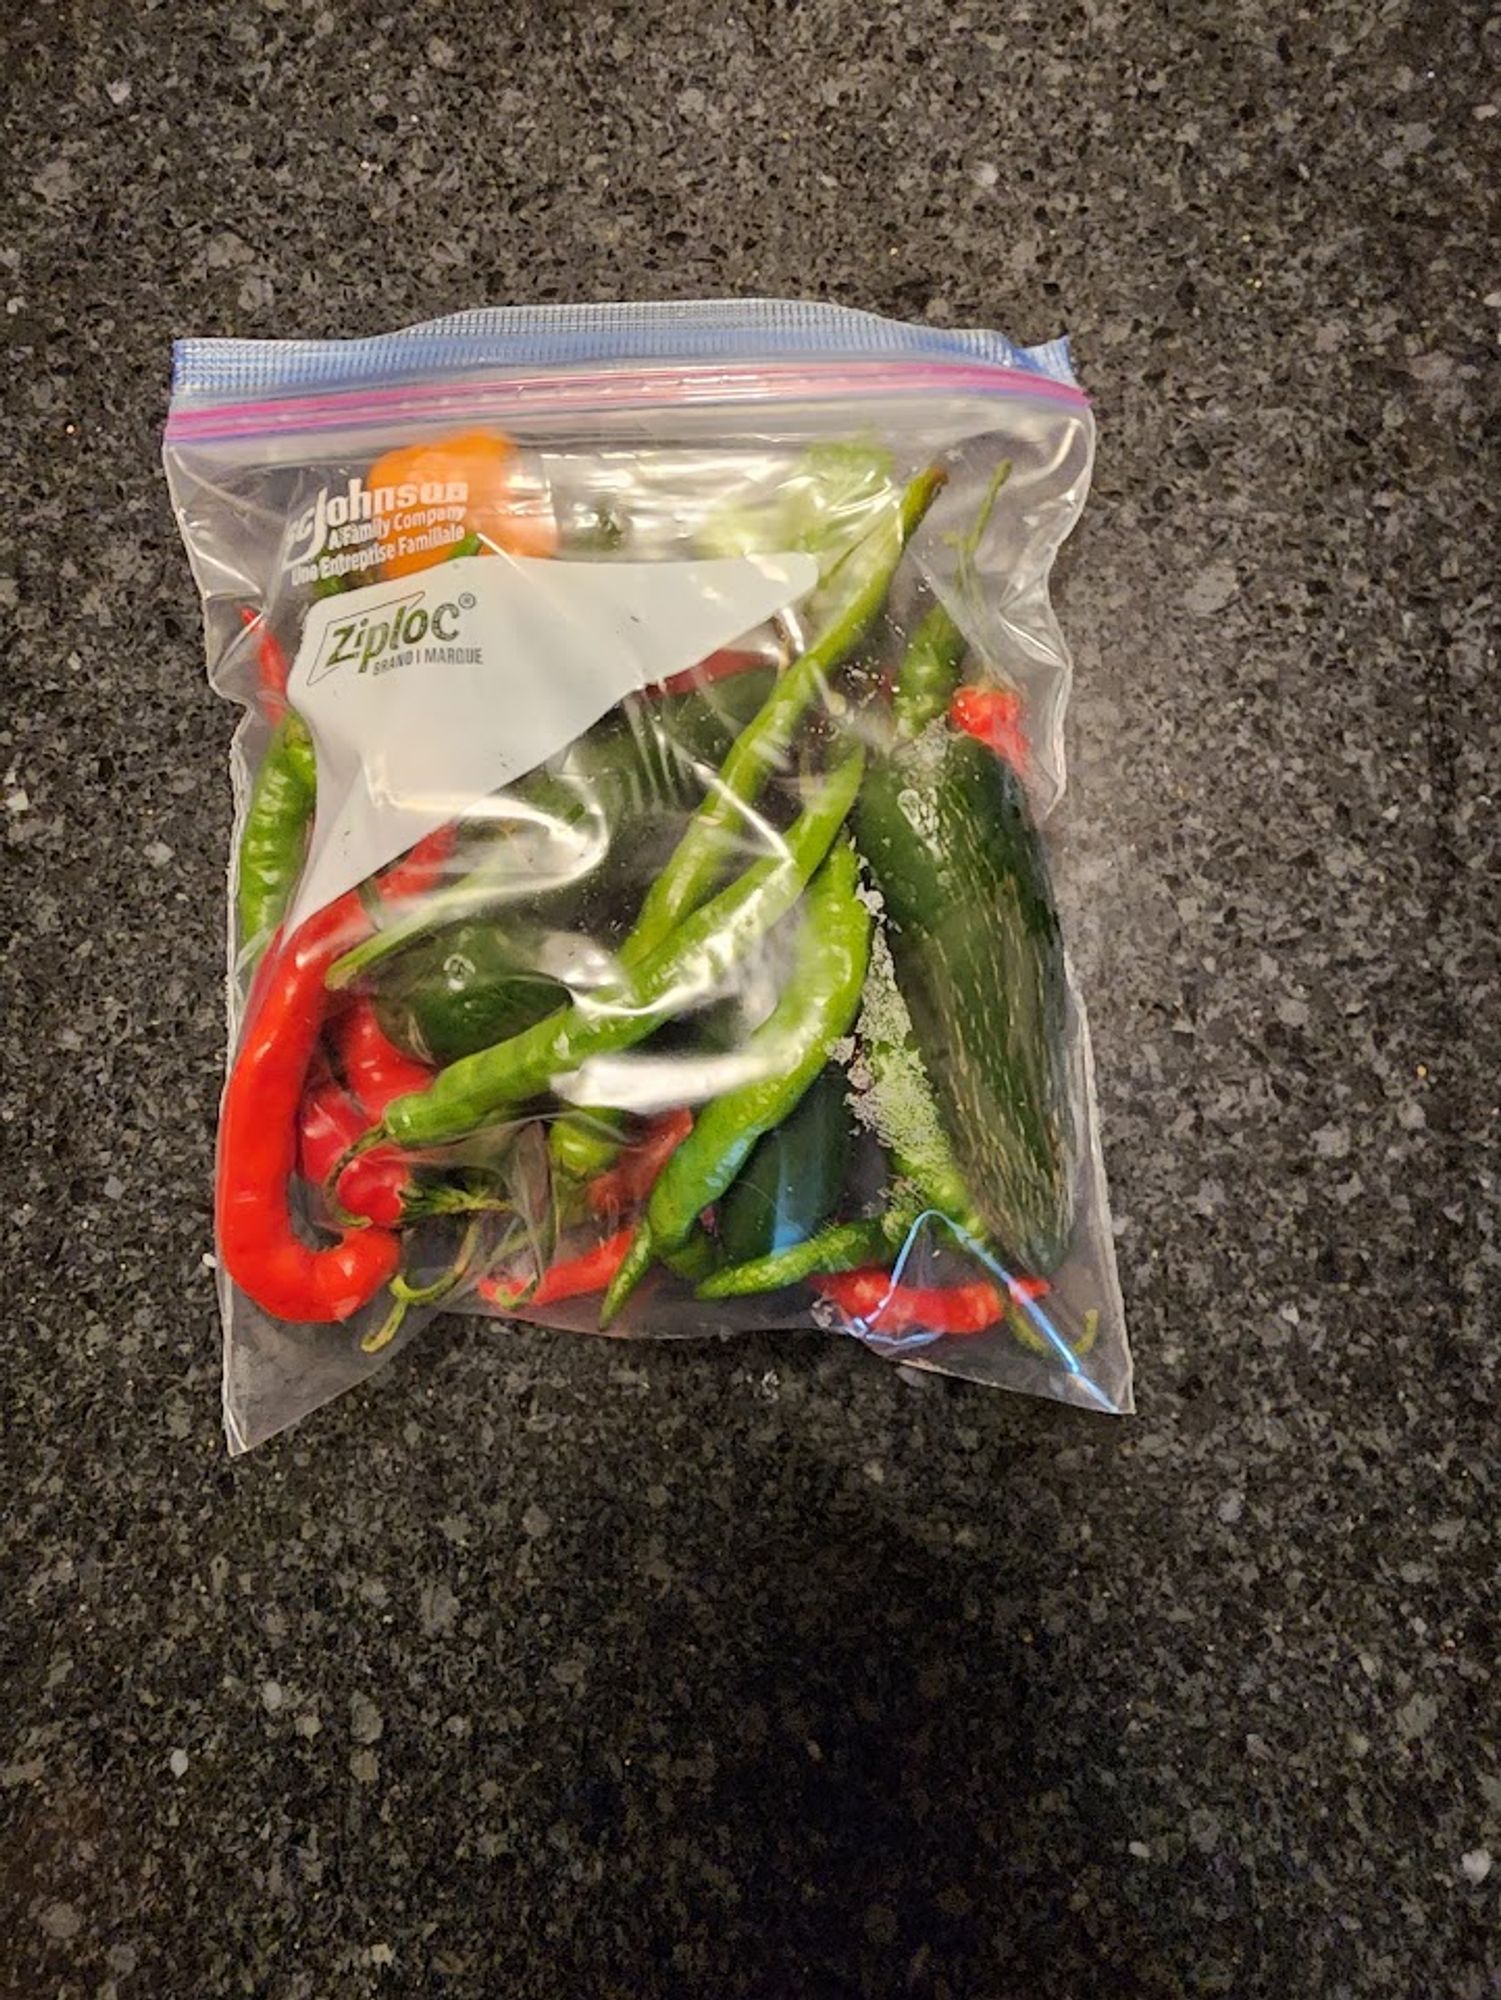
[285,474,471,585]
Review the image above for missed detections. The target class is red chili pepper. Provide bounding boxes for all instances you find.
[651,647,770,698]
[813,1266,1048,1337]
[297,1072,413,1230]
[479,1226,634,1310]
[332,997,433,1115]
[950,685,1028,775]
[377,822,457,902]
[239,605,291,721]
[217,892,400,1322]
[586,1108,694,1218]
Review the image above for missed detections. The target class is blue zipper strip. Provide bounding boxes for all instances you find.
[171,297,1076,406]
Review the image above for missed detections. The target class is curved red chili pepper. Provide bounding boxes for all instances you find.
[217,892,400,1322]
[332,998,433,1116]
[585,1108,694,1218]
[949,685,1028,776]
[479,1226,634,1310]
[813,1266,1048,1337]
[239,605,291,721]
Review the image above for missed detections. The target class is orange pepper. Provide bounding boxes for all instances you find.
[366,429,557,579]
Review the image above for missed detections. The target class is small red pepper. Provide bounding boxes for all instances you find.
[949,685,1028,775]
[479,1226,635,1310]
[586,1108,694,1218]
[239,605,291,721]
[298,1072,413,1229]
[377,822,458,903]
[651,647,770,699]
[332,997,433,1115]
[217,892,401,1322]
[813,1267,1048,1338]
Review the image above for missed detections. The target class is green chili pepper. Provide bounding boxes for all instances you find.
[620,465,945,966]
[549,464,943,1182]
[236,709,317,957]
[363,752,864,1154]
[891,603,969,740]
[890,460,1010,739]
[697,1212,904,1299]
[600,836,873,1325]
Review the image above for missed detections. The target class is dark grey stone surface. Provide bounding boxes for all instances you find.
[4,3,1498,1995]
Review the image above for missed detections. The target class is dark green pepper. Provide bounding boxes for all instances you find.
[372,921,567,1064]
[854,725,1074,1275]
[716,1063,852,1267]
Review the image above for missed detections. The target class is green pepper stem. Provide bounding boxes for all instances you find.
[362,1217,485,1355]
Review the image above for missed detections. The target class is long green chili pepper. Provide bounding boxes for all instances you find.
[551,463,945,1182]
[697,1212,904,1299]
[891,460,1011,740]
[359,751,865,1154]
[236,709,317,957]
[620,466,944,966]
[600,836,873,1325]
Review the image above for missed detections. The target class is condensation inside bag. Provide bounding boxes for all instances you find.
[163,301,1130,1451]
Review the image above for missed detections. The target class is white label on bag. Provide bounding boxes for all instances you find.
[283,549,816,931]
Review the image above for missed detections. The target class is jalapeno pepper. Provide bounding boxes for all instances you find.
[600,837,872,1325]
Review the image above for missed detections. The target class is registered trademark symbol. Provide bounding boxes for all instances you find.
[458,592,476,611]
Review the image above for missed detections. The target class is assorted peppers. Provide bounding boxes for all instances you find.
[215,427,1093,1376]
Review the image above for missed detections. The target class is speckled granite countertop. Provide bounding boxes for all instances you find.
[4,4,1498,1996]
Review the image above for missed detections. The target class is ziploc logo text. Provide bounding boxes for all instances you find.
[307,587,479,686]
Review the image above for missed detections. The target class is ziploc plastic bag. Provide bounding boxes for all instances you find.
[163,300,1129,1452]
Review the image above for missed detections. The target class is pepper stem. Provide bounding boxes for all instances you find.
[361,1217,485,1355]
